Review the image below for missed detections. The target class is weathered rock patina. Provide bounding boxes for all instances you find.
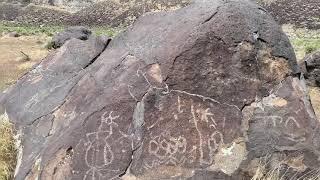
[1,0,319,179]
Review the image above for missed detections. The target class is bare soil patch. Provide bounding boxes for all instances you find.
[0,35,49,91]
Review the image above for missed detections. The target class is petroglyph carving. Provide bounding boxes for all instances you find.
[173,96,186,120]
[208,131,224,155]
[256,116,301,128]
[285,117,301,128]
[83,111,128,180]
[149,134,187,161]
[145,131,198,170]
[147,95,226,169]
[25,93,40,112]
[190,103,224,165]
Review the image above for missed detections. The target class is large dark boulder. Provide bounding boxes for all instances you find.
[51,26,93,49]
[1,0,319,179]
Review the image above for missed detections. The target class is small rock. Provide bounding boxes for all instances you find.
[3,31,20,38]
[7,31,20,37]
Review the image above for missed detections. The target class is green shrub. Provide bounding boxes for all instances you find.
[290,38,320,59]
[305,45,318,54]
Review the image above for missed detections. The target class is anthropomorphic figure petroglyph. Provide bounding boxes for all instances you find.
[84,111,125,180]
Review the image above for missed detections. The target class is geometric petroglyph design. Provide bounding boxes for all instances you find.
[83,111,129,180]
[147,132,197,166]
[256,116,301,129]
[144,95,227,171]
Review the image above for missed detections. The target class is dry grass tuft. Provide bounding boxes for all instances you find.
[251,156,320,180]
[0,113,17,180]
[251,156,281,180]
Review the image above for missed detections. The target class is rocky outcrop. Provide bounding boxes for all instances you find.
[1,0,320,179]
[301,50,320,87]
[31,0,189,12]
[0,2,21,21]
[67,0,189,26]
[67,1,128,26]
[30,0,94,12]
[258,0,320,29]
[0,0,189,26]
[1,0,319,29]
[15,4,72,25]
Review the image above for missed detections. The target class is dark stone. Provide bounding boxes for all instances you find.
[302,50,320,87]
[1,0,319,180]
[51,26,94,49]
[6,31,20,37]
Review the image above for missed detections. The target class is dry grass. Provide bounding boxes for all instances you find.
[309,87,320,120]
[0,35,49,92]
[0,113,17,180]
[0,25,122,92]
[251,156,320,180]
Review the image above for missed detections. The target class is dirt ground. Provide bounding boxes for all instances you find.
[0,35,49,91]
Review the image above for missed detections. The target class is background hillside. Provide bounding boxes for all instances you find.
[0,0,319,28]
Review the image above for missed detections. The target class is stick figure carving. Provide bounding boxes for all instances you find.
[83,111,120,180]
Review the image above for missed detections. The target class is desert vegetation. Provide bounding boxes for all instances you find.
[0,21,121,37]
[283,25,320,60]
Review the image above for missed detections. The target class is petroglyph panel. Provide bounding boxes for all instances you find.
[72,107,134,180]
[246,77,318,158]
[131,91,242,174]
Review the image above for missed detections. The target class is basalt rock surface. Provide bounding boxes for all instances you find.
[302,50,320,87]
[1,0,320,180]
